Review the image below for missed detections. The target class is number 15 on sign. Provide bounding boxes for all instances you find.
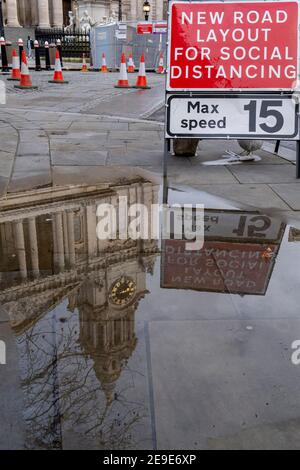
[166,94,298,139]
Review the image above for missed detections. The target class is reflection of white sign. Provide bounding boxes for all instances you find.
[203,211,284,243]
[166,94,297,139]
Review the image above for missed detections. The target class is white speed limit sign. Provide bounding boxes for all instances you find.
[166,94,298,139]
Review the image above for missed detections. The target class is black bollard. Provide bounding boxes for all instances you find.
[0,37,9,73]
[18,39,24,70]
[56,39,63,68]
[44,41,51,70]
[34,40,42,71]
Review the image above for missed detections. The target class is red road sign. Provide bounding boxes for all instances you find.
[167,0,299,91]
[137,22,153,35]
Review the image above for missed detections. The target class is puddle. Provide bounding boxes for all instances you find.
[1,174,300,449]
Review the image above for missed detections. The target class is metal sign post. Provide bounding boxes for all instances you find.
[163,0,300,196]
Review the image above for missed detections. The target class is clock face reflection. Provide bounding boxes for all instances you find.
[109,277,137,306]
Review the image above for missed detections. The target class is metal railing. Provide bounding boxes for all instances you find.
[35,28,90,58]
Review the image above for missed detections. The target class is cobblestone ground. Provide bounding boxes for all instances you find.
[0,70,300,214]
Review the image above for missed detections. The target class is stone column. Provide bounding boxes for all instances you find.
[14,221,27,279]
[62,213,70,265]
[52,0,64,27]
[67,211,76,268]
[6,0,21,27]
[156,0,164,20]
[37,0,51,28]
[54,213,65,271]
[28,218,40,277]
[86,204,97,258]
[130,0,137,21]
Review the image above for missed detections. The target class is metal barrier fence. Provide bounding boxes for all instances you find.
[90,22,167,71]
[35,28,90,58]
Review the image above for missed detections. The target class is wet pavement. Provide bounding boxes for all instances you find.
[1,71,300,450]
[1,171,300,450]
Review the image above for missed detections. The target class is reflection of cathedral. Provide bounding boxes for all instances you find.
[0,177,159,449]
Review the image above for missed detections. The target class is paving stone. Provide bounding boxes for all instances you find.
[8,156,51,192]
[150,319,300,450]
[18,141,49,156]
[0,137,18,154]
[228,164,299,184]
[52,165,159,187]
[188,183,290,210]
[108,150,163,166]
[129,122,164,131]
[69,121,129,131]
[0,176,8,197]
[50,131,108,142]
[42,122,72,131]
[0,152,14,178]
[52,150,108,166]
[50,141,106,152]
[19,130,47,141]
[108,131,160,141]
[269,184,300,210]
[168,165,237,185]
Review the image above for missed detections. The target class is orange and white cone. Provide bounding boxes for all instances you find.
[114,53,131,88]
[157,52,165,74]
[127,54,135,73]
[7,48,21,81]
[134,54,151,89]
[81,54,88,72]
[101,53,108,73]
[49,50,69,84]
[14,50,38,90]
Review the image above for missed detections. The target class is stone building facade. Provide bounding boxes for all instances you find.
[2,0,167,29]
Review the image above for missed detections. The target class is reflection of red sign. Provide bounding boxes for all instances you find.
[161,240,278,295]
[168,1,298,90]
[137,22,153,34]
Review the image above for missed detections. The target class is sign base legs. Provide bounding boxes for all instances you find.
[163,139,170,205]
[296,140,300,179]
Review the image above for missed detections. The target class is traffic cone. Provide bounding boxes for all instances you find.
[134,54,151,89]
[49,49,69,84]
[157,52,165,74]
[7,49,21,81]
[14,50,38,90]
[81,54,88,72]
[101,53,108,73]
[114,53,131,88]
[127,54,135,73]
